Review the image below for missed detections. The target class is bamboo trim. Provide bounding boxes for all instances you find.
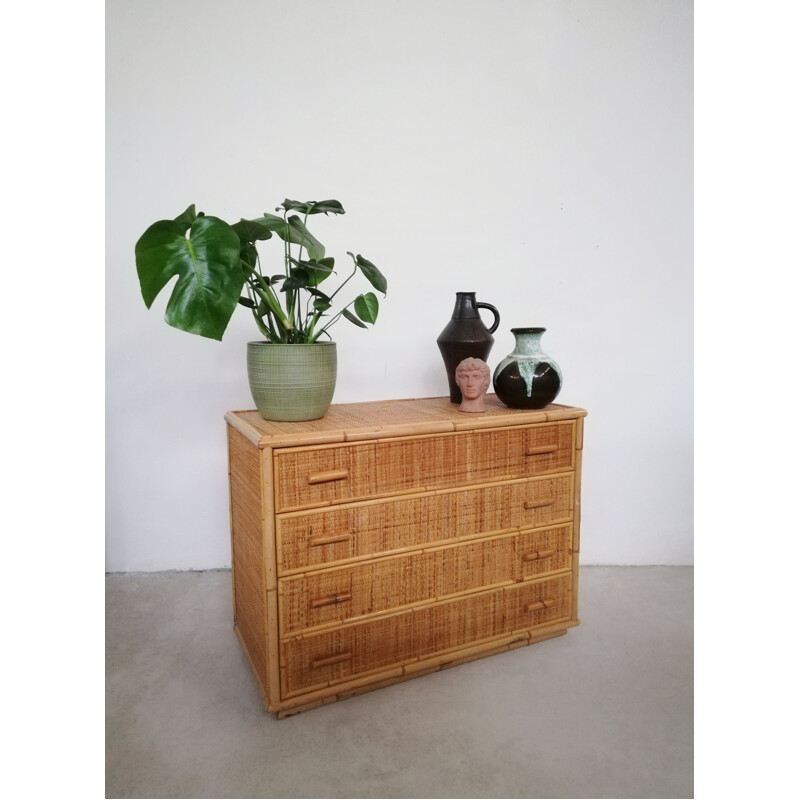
[271,419,577,456]
[417,636,531,672]
[269,432,347,448]
[573,449,583,554]
[575,416,584,450]
[311,651,352,669]
[276,695,339,718]
[266,587,280,704]
[310,592,352,609]
[572,438,582,622]
[307,469,349,485]
[571,559,580,623]
[226,426,237,622]
[524,599,556,613]
[526,444,559,456]
[522,549,557,562]
[263,446,283,706]
[224,411,264,445]
[523,497,556,510]
[452,411,549,430]
[274,428,468,456]
[343,421,456,442]
[308,533,352,547]
[261,448,276,593]
[275,486,431,514]
[544,406,587,422]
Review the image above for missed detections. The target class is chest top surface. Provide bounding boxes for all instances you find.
[225,394,587,448]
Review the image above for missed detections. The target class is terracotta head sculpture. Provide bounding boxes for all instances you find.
[455,357,491,413]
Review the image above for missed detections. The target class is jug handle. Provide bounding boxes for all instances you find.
[476,302,500,334]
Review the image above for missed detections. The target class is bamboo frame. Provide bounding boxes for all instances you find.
[225,397,586,716]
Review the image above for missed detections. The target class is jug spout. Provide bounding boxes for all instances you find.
[451,291,481,319]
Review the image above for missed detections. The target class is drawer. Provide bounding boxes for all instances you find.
[276,473,575,574]
[273,421,575,512]
[279,573,573,696]
[277,524,573,637]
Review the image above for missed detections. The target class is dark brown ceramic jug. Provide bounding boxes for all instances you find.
[437,292,500,403]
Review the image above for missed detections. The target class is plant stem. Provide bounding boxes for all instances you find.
[298,208,311,333]
[251,305,273,341]
[281,208,295,334]
[310,299,355,341]
[241,261,291,337]
[328,261,358,303]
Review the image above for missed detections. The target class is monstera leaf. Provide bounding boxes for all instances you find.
[135,215,243,341]
[280,199,345,216]
[348,252,387,295]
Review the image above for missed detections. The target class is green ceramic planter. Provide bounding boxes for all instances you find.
[247,342,337,421]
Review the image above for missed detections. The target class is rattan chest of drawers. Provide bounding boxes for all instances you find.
[225,395,586,717]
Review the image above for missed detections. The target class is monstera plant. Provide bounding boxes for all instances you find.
[135,199,387,421]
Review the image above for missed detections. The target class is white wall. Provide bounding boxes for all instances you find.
[106,0,693,571]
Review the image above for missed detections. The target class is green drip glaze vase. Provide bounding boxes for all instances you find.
[247,342,337,421]
[493,328,562,409]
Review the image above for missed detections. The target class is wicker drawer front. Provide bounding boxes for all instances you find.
[276,474,574,574]
[280,573,573,696]
[415,573,573,658]
[273,421,575,512]
[280,610,416,697]
[278,525,573,637]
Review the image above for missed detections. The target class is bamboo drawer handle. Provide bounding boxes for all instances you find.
[523,498,556,510]
[307,469,349,485]
[524,599,555,613]
[311,652,352,669]
[309,533,352,547]
[310,591,352,609]
[525,445,559,456]
[522,549,557,562]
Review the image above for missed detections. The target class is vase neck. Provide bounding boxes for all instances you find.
[512,328,545,356]
[451,292,479,319]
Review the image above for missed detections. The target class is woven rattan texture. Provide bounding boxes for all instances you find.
[227,396,586,447]
[278,524,573,637]
[228,427,267,688]
[279,573,572,696]
[277,474,574,574]
[274,422,574,512]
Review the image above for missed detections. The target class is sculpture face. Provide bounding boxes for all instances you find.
[458,368,489,400]
[455,357,491,412]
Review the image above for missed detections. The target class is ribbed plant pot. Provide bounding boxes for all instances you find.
[247,342,337,422]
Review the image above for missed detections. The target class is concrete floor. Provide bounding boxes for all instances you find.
[106,566,692,799]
